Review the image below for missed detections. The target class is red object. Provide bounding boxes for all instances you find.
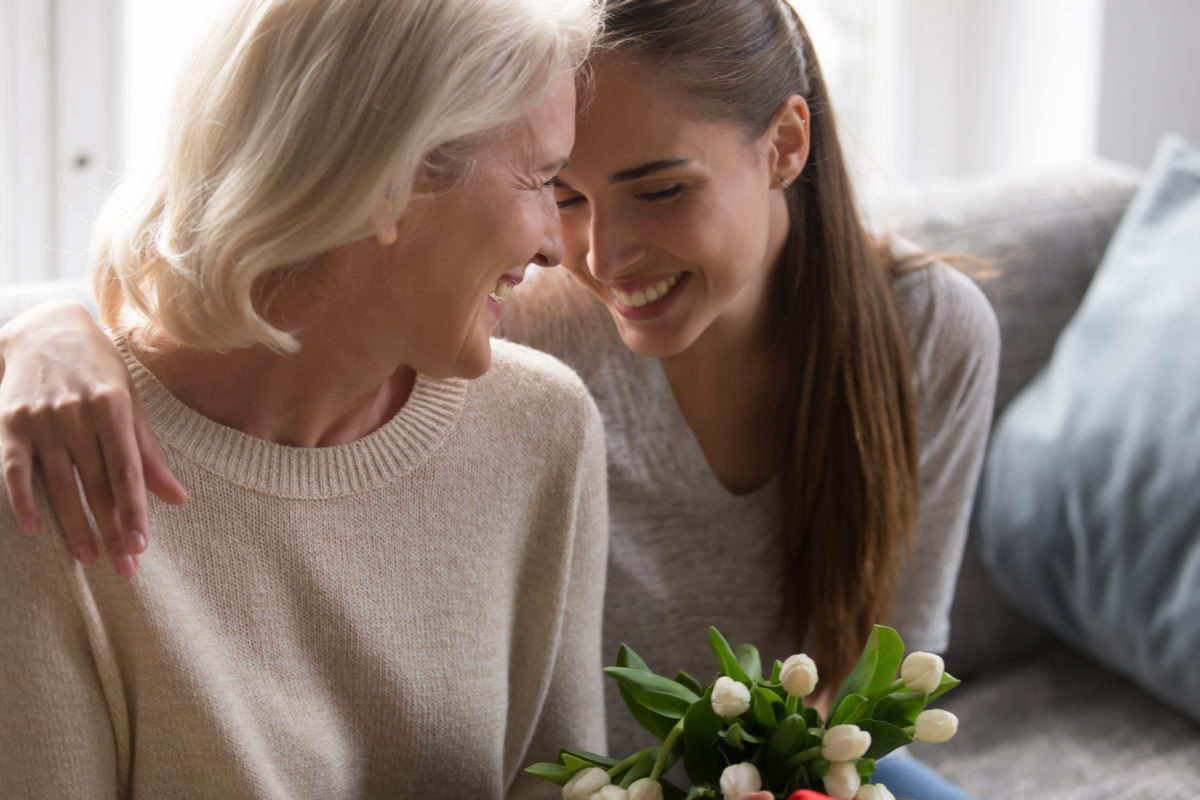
[787,792,835,800]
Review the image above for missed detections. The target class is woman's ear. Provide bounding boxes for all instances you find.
[766,94,810,187]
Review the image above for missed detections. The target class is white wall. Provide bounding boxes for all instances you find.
[121,0,228,173]
[865,0,1105,192]
[1098,0,1200,169]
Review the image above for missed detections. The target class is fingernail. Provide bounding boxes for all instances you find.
[114,555,138,578]
[128,531,148,553]
[20,515,41,535]
[74,544,100,564]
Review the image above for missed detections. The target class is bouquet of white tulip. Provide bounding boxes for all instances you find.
[527,625,960,800]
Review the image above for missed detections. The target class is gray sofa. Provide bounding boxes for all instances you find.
[875,162,1200,798]
[4,162,1199,797]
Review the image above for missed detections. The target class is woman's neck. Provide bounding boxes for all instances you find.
[659,315,787,495]
[129,326,416,449]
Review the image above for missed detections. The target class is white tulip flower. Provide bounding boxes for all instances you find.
[590,786,629,800]
[563,767,610,800]
[900,651,945,694]
[914,709,958,743]
[627,778,663,800]
[780,653,819,697]
[856,782,896,800]
[822,761,862,799]
[821,724,872,762]
[719,762,762,800]
[711,676,752,718]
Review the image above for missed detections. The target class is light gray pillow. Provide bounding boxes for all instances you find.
[975,134,1200,721]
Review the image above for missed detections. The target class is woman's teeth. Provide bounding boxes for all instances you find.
[611,274,681,308]
[488,281,514,304]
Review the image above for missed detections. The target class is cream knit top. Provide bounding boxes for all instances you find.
[0,337,608,799]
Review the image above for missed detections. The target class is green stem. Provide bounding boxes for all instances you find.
[785,694,802,716]
[649,719,685,782]
[607,748,652,780]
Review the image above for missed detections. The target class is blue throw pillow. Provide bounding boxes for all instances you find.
[976,134,1200,721]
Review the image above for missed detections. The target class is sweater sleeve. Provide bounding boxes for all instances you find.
[506,390,609,799]
[0,500,120,798]
[888,262,1001,654]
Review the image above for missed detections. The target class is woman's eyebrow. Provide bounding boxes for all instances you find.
[551,158,693,191]
[611,158,692,182]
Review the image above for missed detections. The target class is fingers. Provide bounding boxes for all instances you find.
[134,393,186,506]
[1,437,43,535]
[34,444,102,566]
[7,396,144,577]
[93,391,153,554]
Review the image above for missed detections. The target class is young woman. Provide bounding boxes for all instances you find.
[0,0,997,796]
[0,0,607,797]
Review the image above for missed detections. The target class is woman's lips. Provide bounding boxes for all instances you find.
[607,272,688,319]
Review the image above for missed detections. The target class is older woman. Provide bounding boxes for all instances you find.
[0,0,606,797]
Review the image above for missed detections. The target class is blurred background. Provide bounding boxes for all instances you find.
[2,0,1198,285]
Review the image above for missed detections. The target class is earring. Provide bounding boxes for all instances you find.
[780,176,792,190]
[370,200,399,246]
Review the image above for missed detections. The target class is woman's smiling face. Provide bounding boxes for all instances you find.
[553,58,804,358]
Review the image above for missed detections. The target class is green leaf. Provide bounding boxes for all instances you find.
[561,749,619,770]
[872,691,926,728]
[525,749,620,787]
[604,666,700,718]
[616,750,658,788]
[735,643,762,681]
[708,628,752,685]
[618,682,678,739]
[856,758,877,778]
[802,706,822,730]
[682,686,726,785]
[616,643,653,672]
[719,722,747,751]
[675,670,705,696]
[771,659,784,683]
[763,712,804,770]
[613,644,680,736]
[857,719,914,761]
[752,685,784,729]
[928,670,961,703]
[523,761,574,785]
[718,721,765,750]
[685,787,717,800]
[830,625,905,714]
[827,692,868,728]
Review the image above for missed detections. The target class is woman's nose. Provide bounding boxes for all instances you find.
[585,210,646,281]
[531,197,564,267]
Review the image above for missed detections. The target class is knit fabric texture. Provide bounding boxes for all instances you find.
[0,336,609,799]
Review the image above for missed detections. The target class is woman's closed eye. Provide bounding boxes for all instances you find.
[554,191,585,210]
[636,184,683,203]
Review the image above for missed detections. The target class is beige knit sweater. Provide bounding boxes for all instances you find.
[0,337,608,799]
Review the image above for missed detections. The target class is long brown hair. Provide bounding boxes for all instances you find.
[599,0,920,687]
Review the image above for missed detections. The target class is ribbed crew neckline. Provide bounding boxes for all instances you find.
[115,334,468,499]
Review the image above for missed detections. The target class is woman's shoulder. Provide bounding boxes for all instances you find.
[889,237,1001,382]
[477,338,603,437]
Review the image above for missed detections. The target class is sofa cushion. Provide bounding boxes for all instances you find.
[872,162,1139,678]
[975,134,1200,721]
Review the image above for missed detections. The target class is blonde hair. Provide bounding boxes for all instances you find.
[93,0,598,353]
